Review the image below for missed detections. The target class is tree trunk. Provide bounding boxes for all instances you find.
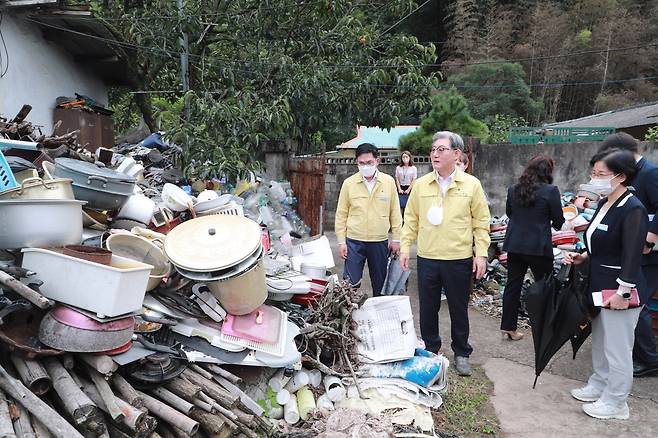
[133,92,158,133]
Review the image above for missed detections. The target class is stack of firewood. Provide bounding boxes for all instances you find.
[0,354,272,438]
[1,105,78,147]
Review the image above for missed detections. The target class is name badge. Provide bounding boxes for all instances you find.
[596,223,608,231]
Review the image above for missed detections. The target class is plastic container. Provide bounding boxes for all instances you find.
[21,248,153,318]
[0,150,18,191]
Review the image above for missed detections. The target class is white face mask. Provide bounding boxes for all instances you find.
[588,174,619,196]
[358,165,377,178]
[427,205,443,225]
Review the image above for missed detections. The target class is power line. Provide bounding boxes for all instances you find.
[25,17,658,72]
[381,0,433,35]
[127,74,658,95]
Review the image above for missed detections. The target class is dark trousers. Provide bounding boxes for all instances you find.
[343,238,389,296]
[633,264,658,366]
[417,256,473,357]
[501,253,554,331]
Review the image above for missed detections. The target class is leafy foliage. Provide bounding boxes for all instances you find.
[92,0,440,179]
[447,63,543,124]
[487,114,527,144]
[645,126,658,142]
[398,87,489,155]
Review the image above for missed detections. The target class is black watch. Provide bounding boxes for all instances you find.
[617,290,632,300]
[646,241,656,250]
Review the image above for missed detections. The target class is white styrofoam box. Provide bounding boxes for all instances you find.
[21,248,154,318]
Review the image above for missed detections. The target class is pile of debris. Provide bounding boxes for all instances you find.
[0,108,449,437]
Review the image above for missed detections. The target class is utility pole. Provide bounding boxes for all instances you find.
[178,0,190,118]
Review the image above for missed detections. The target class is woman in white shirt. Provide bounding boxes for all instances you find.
[395,150,417,217]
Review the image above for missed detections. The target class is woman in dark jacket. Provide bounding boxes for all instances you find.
[501,155,565,340]
[565,149,647,420]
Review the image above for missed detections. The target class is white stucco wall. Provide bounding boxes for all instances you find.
[0,12,108,133]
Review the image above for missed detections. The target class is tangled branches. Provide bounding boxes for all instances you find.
[298,280,367,376]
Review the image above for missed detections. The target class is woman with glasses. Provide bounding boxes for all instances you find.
[564,149,647,420]
[501,155,565,340]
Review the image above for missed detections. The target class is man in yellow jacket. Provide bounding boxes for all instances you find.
[335,143,403,295]
[400,131,491,376]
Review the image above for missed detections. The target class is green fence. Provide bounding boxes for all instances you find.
[509,127,615,144]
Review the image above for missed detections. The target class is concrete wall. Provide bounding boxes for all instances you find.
[0,12,108,133]
[471,141,658,216]
[324,162,433,229]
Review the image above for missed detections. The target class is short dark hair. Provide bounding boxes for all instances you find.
[355,143,378,158]
[589,148,638,186]
[598,132,638,154]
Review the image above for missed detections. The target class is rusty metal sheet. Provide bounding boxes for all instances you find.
[288,157,325,235]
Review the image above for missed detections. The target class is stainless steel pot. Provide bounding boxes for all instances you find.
[0,199,85,249]
[53,158,136,210]
[0,177,74,201]
[206,258,267,315]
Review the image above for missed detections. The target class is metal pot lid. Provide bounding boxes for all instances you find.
[175,243,262,281]
[164,215,261,272]
[55,158,136,183]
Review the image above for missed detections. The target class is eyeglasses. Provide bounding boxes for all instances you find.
[431,146,453,154]
[590,171,615,178]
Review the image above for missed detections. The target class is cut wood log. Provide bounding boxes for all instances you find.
[79,355,117,377]
[110,375,144,409]
[135,391,198,436]
[200,364,242,385]
[10,105,32,124]
[43,358,98,428]
[87,367,124,422]
[31,415,53,438]
[148,388,194,416]
[164,379,200,401]
[11,400,35,437]
[0,366,83,438]
[190,410,227,436]
[78,377,145,432]
[191,398,213,414]
[0,271,53,309]
[10,356,51,395]
[181,370,236,407]
[0,389,16,437]
[212,375,264,417]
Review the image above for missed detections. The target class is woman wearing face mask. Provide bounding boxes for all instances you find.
[564,149,648,420]
[501,155,565,340]
[395,151,417,217]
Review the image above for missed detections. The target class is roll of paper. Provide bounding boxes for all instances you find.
[284,394,300,424]
[296,386,316,421]
[284,370,309,393]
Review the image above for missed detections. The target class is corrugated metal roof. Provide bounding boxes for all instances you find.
[546,101,658,129]
[339,125,420,149]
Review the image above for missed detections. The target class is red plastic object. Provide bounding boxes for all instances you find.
[150,215,183,235]
[96,341,133,356]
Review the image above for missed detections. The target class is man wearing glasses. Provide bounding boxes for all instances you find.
[400,131,490,376]
[335,143,403,295]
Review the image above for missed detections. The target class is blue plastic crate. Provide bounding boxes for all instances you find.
[0,150,18,191]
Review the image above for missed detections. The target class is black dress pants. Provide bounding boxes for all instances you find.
[501,252,554,331]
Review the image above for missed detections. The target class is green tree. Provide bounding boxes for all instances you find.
[487,114,527,144]
[447,63,543,124]
[90,0,439,179]
[398,87,489,155]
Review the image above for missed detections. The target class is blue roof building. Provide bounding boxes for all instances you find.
[339,125,420,150]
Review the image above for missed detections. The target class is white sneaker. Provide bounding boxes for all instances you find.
[571,385,602,402]
[582,400,629,420]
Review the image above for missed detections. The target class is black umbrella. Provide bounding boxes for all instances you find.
[525,263,591,388]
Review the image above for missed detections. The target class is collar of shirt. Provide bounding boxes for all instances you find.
[362,170,379,194]
[435,168,458,193]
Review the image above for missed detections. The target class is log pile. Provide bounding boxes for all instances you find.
[1,105,87,158]
[0,353,272,437]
